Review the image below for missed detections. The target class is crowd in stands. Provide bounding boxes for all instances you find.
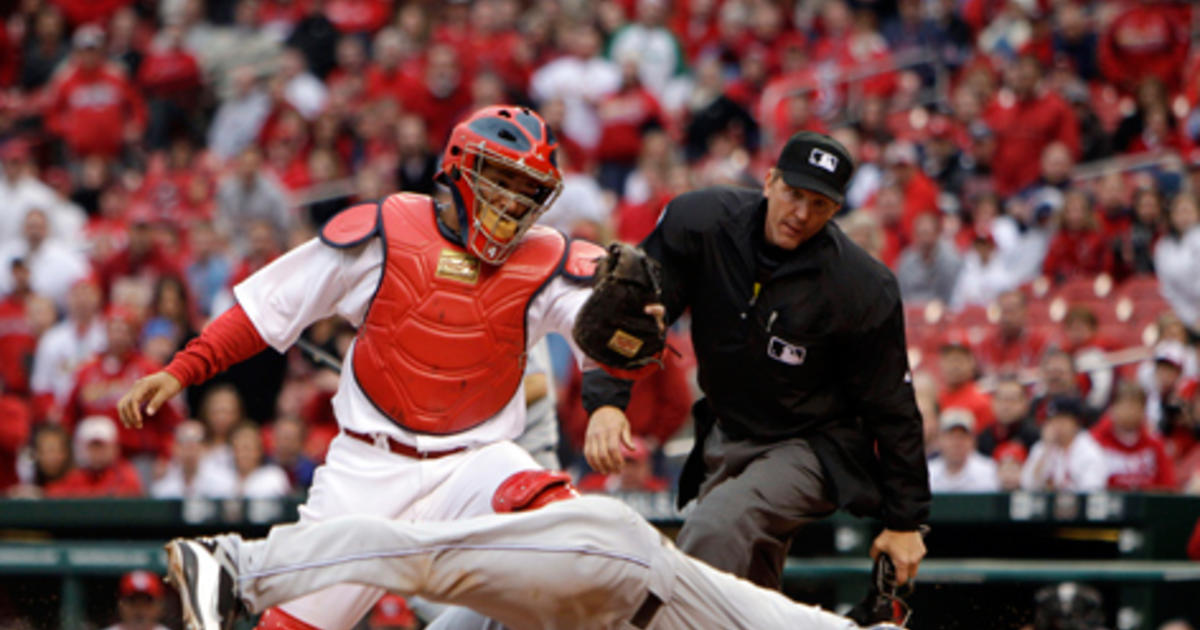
[0,0,1199,505]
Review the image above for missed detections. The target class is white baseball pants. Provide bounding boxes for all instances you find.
[228,496,861,630]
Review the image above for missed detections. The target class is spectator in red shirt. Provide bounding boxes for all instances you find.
[0,382,32,492]
[44,415,143,498]
[364,29,412,105]
[62,307,180,460]
[1091,381,1177,491]
[577,437,670,494]
[1043,188,1106,284]
[560,330,692,458]
[400,43,472,147]
[96,203,183,301]
[984,54,1079,197]
[137,25,202,150]
[594,59,667,194]
[44,24,146,159]
[0,258,37,397]
[937,335,996,433]
[976,290,1049,378]
[1098,2,1190,94]
[881,139,940,248]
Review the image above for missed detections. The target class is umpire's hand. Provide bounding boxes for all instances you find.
[870,529,926,586]
[118,371,183,429]
[584,406,635,474]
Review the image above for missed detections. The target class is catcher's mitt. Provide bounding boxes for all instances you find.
[572,243,666,372]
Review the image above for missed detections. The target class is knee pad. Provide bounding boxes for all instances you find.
[256,607,322,630]
[492,469,579,513]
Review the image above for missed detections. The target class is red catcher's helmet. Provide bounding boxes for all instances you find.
[439,105,562,265]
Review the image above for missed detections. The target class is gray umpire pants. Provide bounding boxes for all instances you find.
[676,426,836,589]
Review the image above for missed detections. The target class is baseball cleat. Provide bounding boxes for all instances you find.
[165,537,243,630]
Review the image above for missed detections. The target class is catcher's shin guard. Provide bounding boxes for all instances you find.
[255,607,321,630]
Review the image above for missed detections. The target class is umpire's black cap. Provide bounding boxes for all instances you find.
[775,131,855,206]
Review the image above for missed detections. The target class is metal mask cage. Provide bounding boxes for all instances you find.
[462,141,562,263]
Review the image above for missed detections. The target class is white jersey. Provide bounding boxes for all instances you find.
[1021,433,1108,492]
[928,453,999,493]
[30,317,106,403]
[232,237,592,452]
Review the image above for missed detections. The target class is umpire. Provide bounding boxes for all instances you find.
[582,131,930,590]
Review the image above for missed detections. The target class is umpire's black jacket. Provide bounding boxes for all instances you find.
[584,186,931,531]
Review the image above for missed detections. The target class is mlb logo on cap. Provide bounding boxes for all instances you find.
[808,148,839,173]
[776,131,854,206]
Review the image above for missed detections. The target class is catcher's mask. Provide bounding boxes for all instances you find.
[439,105,562,265]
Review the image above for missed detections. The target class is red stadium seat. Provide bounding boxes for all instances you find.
[950,304,993,327]
[1116,275,1162,302]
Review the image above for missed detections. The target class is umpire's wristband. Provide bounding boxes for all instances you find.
[581,369,633,414]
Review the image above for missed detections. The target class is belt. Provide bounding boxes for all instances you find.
[342,429,468,459]
[630,591,662,629]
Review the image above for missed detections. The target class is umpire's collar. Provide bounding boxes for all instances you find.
[720,196,840,277]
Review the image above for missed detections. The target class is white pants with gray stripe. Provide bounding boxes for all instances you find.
[229,496,861,630]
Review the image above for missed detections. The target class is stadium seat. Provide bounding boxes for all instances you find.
[1116,275,1162,302]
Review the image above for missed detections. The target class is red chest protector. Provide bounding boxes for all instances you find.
[321,193,600,435]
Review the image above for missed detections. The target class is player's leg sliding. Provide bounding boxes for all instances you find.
[164,538,244,630]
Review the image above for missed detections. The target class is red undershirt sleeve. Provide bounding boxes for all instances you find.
[163,305,269,387]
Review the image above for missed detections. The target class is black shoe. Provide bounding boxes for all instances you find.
[846,553,912,627]
[164,537,243,630]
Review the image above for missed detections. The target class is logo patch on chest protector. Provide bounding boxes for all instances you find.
[767,336,807,365]
[436,249,481,284]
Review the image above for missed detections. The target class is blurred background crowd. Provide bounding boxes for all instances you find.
[0,0,1199,516]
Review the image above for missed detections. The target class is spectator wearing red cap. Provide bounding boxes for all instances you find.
[44,23,146,159]
[45,415,143,497]
[104,570,169,630]
[936,335,996,433]
[975,290,1049,378]
[0,208,91,307]
[367,594,417,630]
[578,436,670,493]
[993,441,1027,491]
[62,307,181,460]
[927,408,998,492]
[1091,382,1177,491]
[30,275,105,418]
[977,378,1041,458]
[984,54,1079,197]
